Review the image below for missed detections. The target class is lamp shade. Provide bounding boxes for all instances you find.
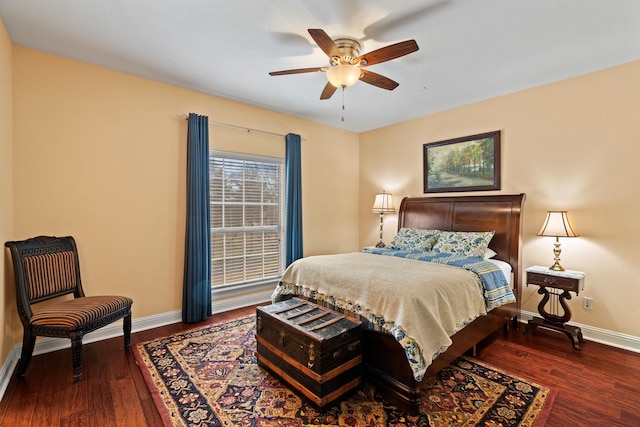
[371,192,395,213]
[326,64,361,88]
[537,211,580,237]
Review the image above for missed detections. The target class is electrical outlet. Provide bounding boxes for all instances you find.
[583,297,593,310]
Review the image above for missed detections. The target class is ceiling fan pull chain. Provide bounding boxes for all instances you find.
[341,87,345,122]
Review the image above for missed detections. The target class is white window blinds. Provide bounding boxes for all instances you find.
[210,153,285,288]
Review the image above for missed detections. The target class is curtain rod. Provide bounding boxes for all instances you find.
[177,114,304,140]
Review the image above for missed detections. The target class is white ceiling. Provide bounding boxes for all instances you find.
[1,0,639,133]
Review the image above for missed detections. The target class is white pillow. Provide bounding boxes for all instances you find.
[484,248,498,260]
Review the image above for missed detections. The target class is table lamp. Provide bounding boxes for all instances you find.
[371,191,395,248]
[537,210,580,271]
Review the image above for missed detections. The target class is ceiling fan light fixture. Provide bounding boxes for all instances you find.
[269,29,418,100]
[326,64,361,88]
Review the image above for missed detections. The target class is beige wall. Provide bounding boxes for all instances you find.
[5,37,640,357]
[360,60,640,337]
[0,18,15,364]
[9,47,359,344]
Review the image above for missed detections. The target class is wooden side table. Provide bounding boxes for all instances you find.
[524,265,586,350]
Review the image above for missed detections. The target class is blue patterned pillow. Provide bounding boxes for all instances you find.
[431,231,495,258]
[391,228,440,252]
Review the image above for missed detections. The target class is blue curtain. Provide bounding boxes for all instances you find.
[285,133,303,266]
[182,113,212,323]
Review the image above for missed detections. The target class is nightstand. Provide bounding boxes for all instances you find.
[524,265,586,350]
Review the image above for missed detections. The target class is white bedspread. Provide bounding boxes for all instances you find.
[271,252,487,381]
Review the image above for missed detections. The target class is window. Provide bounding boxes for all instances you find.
[210,152,285,289]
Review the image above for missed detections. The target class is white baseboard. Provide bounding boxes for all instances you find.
[211,291,272,315]
[0,290,272,401]
[520,310,640,352]
[0,347,19,404]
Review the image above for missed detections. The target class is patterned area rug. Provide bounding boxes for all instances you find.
[134,315,556,427]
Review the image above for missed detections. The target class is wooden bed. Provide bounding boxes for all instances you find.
[361,193,525,414]
[275,193,525,414]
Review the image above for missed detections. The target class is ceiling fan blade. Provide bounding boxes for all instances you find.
[269,67,324,76]
[320,82,338,100]
[308,29,342,59]
[355,39,419,66]
[359,70,399,90]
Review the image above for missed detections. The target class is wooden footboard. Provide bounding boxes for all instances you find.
[362,302,518,415]
[362,329,421,413]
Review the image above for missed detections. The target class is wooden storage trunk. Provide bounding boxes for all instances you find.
[256,297,362,407]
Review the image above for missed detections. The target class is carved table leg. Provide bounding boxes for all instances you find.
[524,286,584,350]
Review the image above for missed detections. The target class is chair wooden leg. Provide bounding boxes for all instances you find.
[123,313,132,351]
[71,336,83,381]
[16,329,36,377]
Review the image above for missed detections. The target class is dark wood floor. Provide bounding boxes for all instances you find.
[1,305,639,426]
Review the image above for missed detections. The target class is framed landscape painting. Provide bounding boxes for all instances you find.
[423,131,501,193]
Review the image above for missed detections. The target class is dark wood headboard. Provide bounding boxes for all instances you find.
[398,193,526,300]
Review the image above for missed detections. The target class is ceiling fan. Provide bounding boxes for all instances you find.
[269,29,419,100]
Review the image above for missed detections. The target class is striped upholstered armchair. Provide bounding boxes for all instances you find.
[5,236,133,381]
